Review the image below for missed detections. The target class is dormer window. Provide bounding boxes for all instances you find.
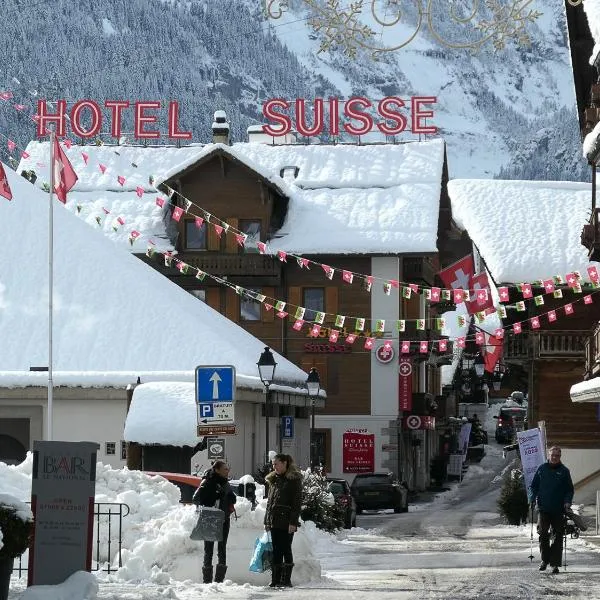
[240,219,261,253]
[185,220,207,250]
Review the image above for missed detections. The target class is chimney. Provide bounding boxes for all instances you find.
[212,110,230,145]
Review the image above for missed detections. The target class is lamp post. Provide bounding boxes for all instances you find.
[305,367,321,469]
[257,346,277,464]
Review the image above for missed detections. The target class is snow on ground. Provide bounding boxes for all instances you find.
[7,403,600,599]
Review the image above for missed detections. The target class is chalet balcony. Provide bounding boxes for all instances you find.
[179,253,281,280]
[580,207,600,261]
[584,322,600,379]
[504,331,586,363]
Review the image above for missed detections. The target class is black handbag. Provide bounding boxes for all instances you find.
[190,506,225,542]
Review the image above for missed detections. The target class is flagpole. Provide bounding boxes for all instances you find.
[48,131,54,441]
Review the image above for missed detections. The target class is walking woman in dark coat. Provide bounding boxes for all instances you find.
[264,453,303,588]
[192,461,236,584]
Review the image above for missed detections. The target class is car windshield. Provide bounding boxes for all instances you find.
[328,482,346,495]
[354,475,391,486]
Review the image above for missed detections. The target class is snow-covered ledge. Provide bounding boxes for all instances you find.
[583,121,600,163]
[570,377,600,403]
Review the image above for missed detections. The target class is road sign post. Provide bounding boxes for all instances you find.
[195,365,236,434]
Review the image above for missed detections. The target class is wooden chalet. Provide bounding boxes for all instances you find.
[447,178,600,485]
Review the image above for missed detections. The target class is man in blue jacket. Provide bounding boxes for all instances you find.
[529,446,574,574]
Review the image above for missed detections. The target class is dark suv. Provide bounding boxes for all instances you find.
[327,477,357,529]
[350,472,409,514]
[494,405,528,443]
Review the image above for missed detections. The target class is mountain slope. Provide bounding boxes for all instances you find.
[0,0,587,181]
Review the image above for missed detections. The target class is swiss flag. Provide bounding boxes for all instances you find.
[439,255,474,293]
[0,163,13,200]
[483,333,503,373]
[52,137,78,203]
[466,271,493,314]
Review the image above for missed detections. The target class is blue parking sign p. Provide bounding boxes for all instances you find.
[281,416,294,439]
[200,403,214,418]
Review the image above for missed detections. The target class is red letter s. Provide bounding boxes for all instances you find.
[262,99,291,136]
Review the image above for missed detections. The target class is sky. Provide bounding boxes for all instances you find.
[0,163,310,389]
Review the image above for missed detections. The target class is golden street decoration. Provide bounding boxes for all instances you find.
[264,0,543,57]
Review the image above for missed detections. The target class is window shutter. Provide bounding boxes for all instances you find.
[207,223,221,251]
[262,286,275,322]
[225,288,240,322]
[325,287,338,323]
[206,287,221,312]
[225,218,239,253]
[288,286,302,313]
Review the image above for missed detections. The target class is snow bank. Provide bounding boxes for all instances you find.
[4,455,322,587]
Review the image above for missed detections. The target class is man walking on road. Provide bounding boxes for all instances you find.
[529,445,574,574]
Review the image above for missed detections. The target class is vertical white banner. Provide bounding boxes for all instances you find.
[517,427,545,492]
[459,423,472,463]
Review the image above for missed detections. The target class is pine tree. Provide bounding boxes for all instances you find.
[300,470,345,533]
[497,467,529,525]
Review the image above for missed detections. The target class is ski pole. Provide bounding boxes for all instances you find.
[564,514,568,571]
[529,503,534,562]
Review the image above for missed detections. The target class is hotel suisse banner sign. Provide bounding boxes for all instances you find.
[342,429,375,473]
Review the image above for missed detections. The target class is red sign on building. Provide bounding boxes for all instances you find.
[398,357,413,412]
[342,430,375,473]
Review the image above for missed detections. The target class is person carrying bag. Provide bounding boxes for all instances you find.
[264,453,303,588]
[192,461,236,584]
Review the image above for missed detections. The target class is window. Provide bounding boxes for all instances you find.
[241,287,261,321]
[303,288,325,321]
[105,442,116,456]
[189,289,206,303]
[239,220,261,253]
[185,220,207,250]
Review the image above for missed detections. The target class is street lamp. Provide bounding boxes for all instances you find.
[257,346,277,464]
[474,354,485,378]
[306,368,321,469]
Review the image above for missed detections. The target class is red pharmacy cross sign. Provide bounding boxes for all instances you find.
[398,357,413,412]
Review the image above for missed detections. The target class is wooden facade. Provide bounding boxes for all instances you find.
[140,144,451,483]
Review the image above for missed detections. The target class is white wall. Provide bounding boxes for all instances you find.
[561,448,600,486]
[53,397,128,468]
[370,257,400,416]
[192,401,311,478]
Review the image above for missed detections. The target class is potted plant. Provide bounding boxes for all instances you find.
[0,493,34,600]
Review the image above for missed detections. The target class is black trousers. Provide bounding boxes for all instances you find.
[271,527,295,565]
[537,511,564,567]
[203,519,231,567]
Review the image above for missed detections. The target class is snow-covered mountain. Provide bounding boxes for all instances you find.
[0,0,587,180]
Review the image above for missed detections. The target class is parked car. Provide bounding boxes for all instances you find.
[493,405,528,443]
[350,472,409,514]
[145,472,202,504]
[326,477,357,528]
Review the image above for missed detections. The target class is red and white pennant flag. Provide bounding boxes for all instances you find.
[52,137,78,203]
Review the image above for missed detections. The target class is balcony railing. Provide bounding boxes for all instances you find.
[179,253,281,278]
[504,331,586,362]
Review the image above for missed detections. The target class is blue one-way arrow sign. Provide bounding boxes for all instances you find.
[196,365,236,404]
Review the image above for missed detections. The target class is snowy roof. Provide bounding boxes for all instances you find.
[20,138,446,255]
[570,376,600,402]
[0,164,309,388]
[447,179,595,284]
[583,120,600,162]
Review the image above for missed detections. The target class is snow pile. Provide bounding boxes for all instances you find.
[20,572,98,600]
[5,455,322,588]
